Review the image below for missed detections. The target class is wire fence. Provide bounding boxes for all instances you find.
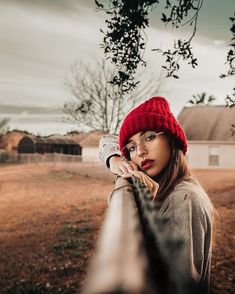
[0,152,84,164]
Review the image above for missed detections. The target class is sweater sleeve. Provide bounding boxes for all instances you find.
[159,188,212,287]
[98,134,121,167]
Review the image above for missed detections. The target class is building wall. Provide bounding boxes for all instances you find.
[82,147,100,162]
[83,143,235,167]
[187,141,235,169]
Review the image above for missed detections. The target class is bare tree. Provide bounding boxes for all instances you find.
[0,118,9,134]
[188,92,216,106]
[63,60,165,134]
[0,118,9,146]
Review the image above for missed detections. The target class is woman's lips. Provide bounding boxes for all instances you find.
[141,159,155,170]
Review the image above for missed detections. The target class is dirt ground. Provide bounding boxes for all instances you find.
[0,164,234,293]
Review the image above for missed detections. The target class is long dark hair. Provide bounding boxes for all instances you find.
[153,135,192,201]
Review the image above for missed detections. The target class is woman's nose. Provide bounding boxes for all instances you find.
[136,143,147,157]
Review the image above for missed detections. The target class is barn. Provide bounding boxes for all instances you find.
[177,105,235,168]
[17,136,82,155]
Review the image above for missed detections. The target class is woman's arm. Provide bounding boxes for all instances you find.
[98,134,121,167]
[98,134,138,175]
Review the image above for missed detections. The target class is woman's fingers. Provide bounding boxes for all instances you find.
[125,170,142,177]
[121,170,159,199]
[121,161,138,172]
[117,161,138,176]
[121,169,141,178]
[121,173,132,178]
[109,156,138,176]
[126,161,139,171]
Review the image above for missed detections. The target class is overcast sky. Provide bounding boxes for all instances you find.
[0,0,234,135]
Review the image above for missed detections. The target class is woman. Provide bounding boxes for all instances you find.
[99,96,214,293]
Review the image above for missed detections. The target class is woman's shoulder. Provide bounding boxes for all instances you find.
[169,176,213,215]
[174,176,204,193]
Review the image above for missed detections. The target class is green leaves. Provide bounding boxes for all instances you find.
[220,12,235,106]
[156,39,198,77]
[96,0,159,93]
[221,11,235,78]
[187,92,216,106]
[96,0,203,89]
[225,88,235,108]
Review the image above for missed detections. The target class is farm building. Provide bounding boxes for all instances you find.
[18,136,82,155]
[178,105,235,168]
[68,130,106,161]
[0,131,29,153]
[0,131,82,156]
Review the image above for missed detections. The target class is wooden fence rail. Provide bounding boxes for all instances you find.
[82,177,155,294]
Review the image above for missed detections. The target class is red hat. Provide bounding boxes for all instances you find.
[119,96,187,156]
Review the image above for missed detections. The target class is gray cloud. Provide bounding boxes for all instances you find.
[0,0,234,135]
[0,0,104,109]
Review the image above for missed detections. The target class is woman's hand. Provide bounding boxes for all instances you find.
[109,156,159,199]
[121,170,159,200]
[109,155,139,176]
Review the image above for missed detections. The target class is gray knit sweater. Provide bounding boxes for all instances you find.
[158,177,213,290]
[99,134,214,291]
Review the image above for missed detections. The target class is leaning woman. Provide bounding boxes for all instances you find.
[99,96,215,293]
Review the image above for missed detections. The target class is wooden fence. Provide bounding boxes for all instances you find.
[0,152,84,164]
[82,176,155,294]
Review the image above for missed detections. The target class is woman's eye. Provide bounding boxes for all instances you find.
[128,145,136,153]
[145,134,156,141]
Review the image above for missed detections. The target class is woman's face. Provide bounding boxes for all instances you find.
[124,130,171,178]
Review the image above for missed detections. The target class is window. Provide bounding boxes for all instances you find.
[209,146,219,166]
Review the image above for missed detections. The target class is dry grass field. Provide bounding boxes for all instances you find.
[0,164,234,293]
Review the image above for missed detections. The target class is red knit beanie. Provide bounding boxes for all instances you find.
[119,96,187,156]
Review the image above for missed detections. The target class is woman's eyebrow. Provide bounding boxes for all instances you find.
[127,131,146,144]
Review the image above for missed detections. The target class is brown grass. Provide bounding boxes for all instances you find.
[0,164,234,293]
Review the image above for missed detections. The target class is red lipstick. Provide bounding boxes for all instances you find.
[141,159,154,170]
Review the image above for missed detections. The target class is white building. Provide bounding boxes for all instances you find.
[178,105,235,169]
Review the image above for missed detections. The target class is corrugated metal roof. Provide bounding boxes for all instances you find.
[177,105,235,141]
[33,137,80,145]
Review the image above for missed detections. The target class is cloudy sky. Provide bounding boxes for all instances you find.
[0,0,234,135]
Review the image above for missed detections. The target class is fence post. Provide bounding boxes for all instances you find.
[82,176,155,294]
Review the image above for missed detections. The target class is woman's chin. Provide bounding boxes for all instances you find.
[143,167,160,178]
